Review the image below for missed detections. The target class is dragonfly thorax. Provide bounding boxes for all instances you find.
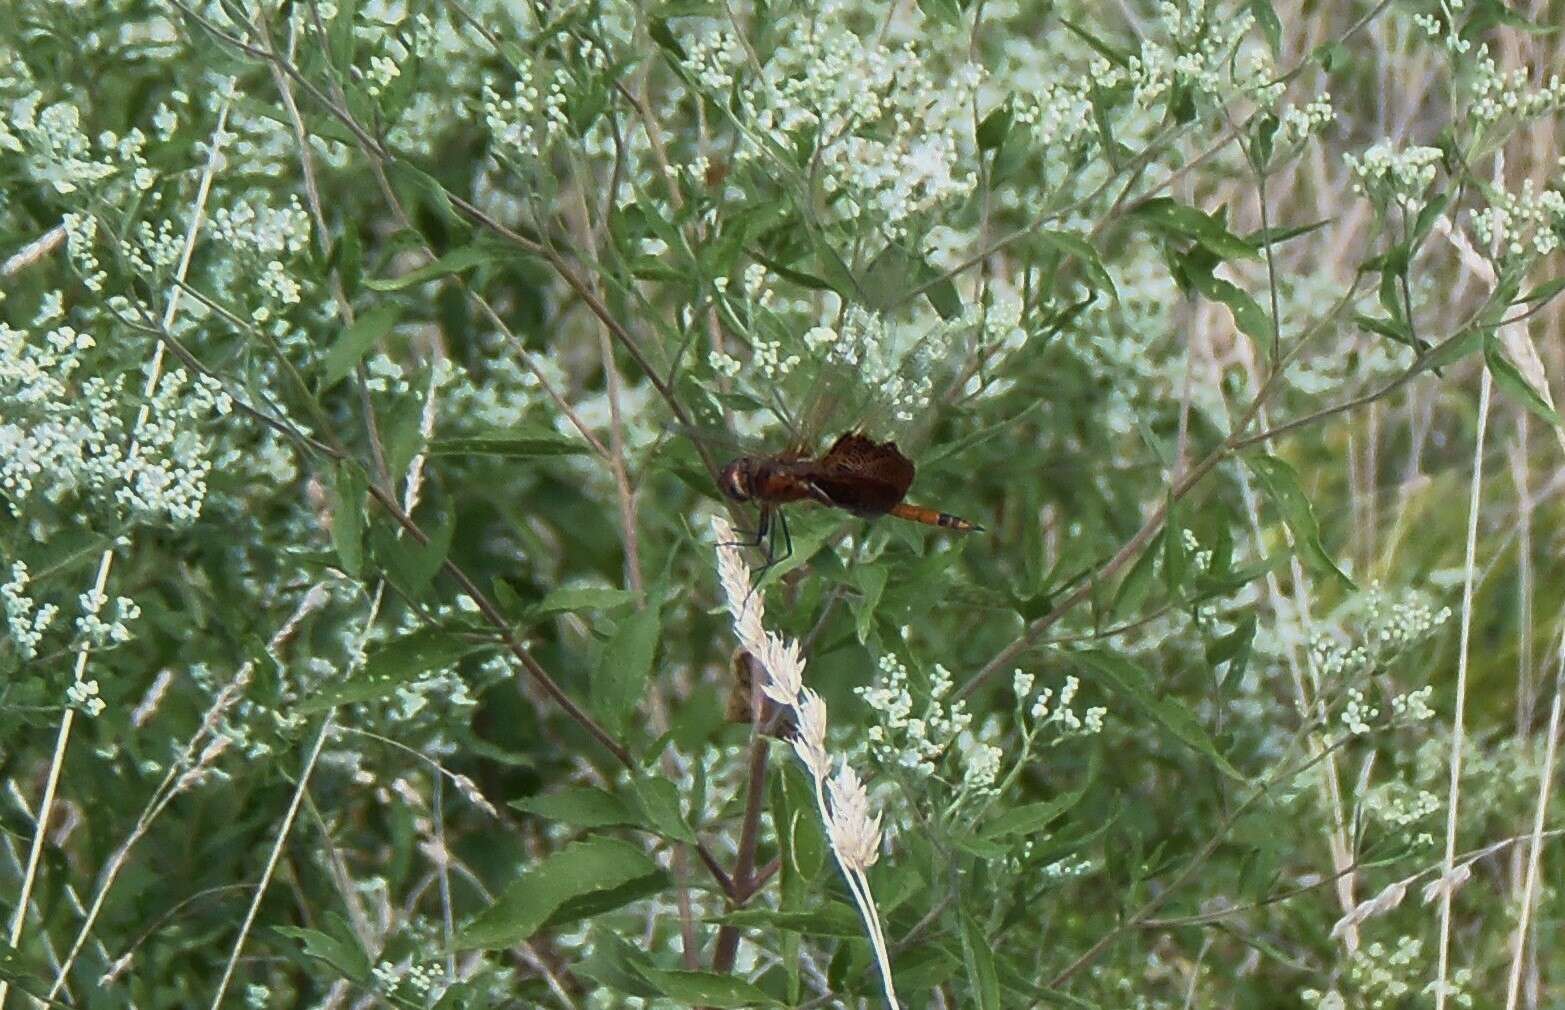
[719,458,758,503]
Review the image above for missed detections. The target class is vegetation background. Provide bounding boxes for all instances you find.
[2,0,1564,1007]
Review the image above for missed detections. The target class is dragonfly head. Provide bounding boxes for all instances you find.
[719,458,755,502]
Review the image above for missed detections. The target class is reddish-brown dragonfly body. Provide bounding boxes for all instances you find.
[720,432,980,564]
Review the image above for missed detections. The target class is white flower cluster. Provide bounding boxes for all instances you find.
[62,211,105,291]
[1389,684,1435,723]
[707,349,743,379]
[684,27,746,93]
[1019,671,1107,738]
[1359,586,1451,657]
[1412,10,1468,53]
[1013,76,1096,151]
[481,56,570,163]
[1470,179,1565,267]
[211,194,311,262]
[693,14,981,238]
[1344,142,1443,207]
[1340,687,1379,736]
[2,561,58,661]
[1310,586,1450,686]
[1363,779,1440,830]
[74,586,141,651]
[365,54,401,98]
[1041,855,1095,880]
[1466,45,1565,127]
[7,99,121,196]
[1279,93,1334,146]
[1121,2,1279,111]
[119,369,233,525]
[859,655,972,778]
[209,194,313,325]
[66,678,105,718]
[127,217,189,276]
[1,317,231,526]
[372,959,446,1000]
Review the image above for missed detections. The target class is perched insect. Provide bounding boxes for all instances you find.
[718,430,982,573]
[689,304,988,574]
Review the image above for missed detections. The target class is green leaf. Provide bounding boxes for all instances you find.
[275,914,371,984]
[980,782,1088,839]
[977,100,1013,152]
[297,628,483,713]
[749,250,835,291]
[366,244,503,291]
[327,0,358,68]
[638,968,780,1008]
[1411,191,1452,245]
[1185,256,1274,347]
[1354,312,1416,347]
[1133,198,1259,261]
[779,763,825,880]
[1485,334,1561,426]
[1246,454,1356,592]
[1245,217,1333,248]
[862,243,962,320]
[647,17,688,61]
[629,774,697,844]
[428,426,591,458]
[321,305,400,388]
[1111,529,1163,620]
[1518,277,1565,306]
[1249,0,1282,56]
[915,0,963,27]
[334,227,363,300]
[1058,16,1133,68]
[808,232,864,300]
[1412,326,1484,376]
[510,787,638,829]
[716,905,866,937]
[1074,651,1244,779]
[370,512,452,598]
[1208,614,1257,692]
[577,927,661,998]
[593,605,660,734]
[384,161,464,229]
[457,838,660,949]
[331,464,365,578]
[1032,229,1116,298]
[851,564,889,644]
[960,911,1001,1010]
[529,586,638,617]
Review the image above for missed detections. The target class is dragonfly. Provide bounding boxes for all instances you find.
[704,307,986,576]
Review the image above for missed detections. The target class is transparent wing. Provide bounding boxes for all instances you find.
[786,306,976,453]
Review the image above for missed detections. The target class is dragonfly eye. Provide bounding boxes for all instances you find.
[719,460,752,502]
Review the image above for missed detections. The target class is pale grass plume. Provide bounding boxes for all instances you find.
[713,514,900,1009]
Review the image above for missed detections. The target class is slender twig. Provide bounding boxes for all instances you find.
[44,586,327,1000]
[208,717,333,1010]
[1,223,65,277]
[0,96,231,1010]
[1506,626,1565,1009]
[1435,368,1491,1010]
[712,654,773,972]
[1044,736,1348,993]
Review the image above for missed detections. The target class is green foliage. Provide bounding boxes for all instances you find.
[2,0,1563,1008]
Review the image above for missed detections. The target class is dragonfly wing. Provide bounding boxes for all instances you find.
[808,433,915,516]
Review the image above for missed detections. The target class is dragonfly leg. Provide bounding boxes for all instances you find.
[773,508,794,567]
[720,507,770,550]
[750,508,788,589]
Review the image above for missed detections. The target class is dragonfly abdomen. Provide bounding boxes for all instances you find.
[888,502,983,532]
